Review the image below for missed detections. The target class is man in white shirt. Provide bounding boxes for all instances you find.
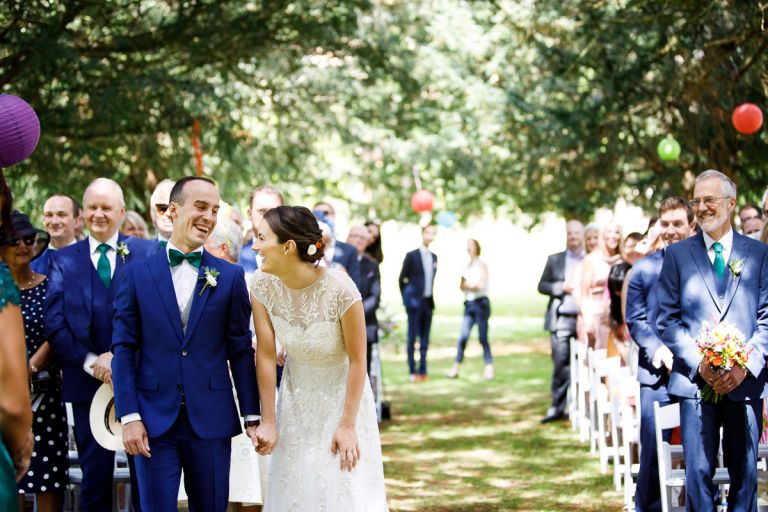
[398,224,437,381]
[45,178,158,511]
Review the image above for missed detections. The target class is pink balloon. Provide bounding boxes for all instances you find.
[732,103,763,135]
[0,94,40,167]
[410,190,434,213]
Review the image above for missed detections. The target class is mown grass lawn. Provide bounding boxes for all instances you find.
[378,301,624,511]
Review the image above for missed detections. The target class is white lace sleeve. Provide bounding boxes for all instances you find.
[248,270,270,307]
[330,269,362,318]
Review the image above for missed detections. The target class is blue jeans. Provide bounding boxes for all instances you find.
[454,297,492,365]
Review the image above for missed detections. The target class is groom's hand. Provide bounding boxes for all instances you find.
[91,352,113,385]
[123,421,151,458]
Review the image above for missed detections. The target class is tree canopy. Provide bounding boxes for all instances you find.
[2,0,767,223]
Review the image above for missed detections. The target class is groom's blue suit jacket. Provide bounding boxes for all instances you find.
[656,231,768,400]
[111,249,259,439]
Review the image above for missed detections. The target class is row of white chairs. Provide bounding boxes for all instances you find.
[568,339,768,511]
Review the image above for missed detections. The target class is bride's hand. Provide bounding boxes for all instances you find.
[254,421,278,456]
[331,425,361,472]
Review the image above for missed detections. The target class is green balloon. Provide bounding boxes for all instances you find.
[657,136,681,161]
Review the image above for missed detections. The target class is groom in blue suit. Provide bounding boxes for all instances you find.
[112,176,260,511]
[626,196,695,511]
[45,178,157,511]
[657,170,768,511]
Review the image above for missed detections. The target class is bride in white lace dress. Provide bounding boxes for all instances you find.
[249,206,389,511]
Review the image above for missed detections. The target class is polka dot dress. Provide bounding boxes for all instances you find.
[17,278,68,495]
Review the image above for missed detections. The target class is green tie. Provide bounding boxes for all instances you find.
[96,243,111,289]
[168,249,202,268]
[713,241,725,279]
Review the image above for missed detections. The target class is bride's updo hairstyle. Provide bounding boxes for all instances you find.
[264,206,326,264]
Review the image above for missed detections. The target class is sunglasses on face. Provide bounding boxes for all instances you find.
[3,235,36,247]
[155,203,169,214]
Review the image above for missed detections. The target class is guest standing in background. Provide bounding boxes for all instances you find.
[45,178,156,511]
[446,239,494,380]
[538,220,585,423]
[627,196,695,512]
[399,224,438,382]
[365,220,384,264]
[31,194,81,276]
[238,185,284,280]
[584,224,600,254]
[121,210,150,239]
[606,232,643,365]
[1,212,67,512]
[0,171,34,512]
[149,179,175,243]
[580,223,622,349]
[346,225,381,375]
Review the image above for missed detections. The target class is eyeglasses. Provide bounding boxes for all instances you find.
[155,203,169,214]
[688,196,730,209]
[3,235,36,247]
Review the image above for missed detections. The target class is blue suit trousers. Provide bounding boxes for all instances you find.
[636,383,672,512]
[679,397,762,511]
[135,406,230,512]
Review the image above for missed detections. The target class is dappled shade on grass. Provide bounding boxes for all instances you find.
[378,325,622,511]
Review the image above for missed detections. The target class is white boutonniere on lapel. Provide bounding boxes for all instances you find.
[729,259,744,280]
[199,266,219,296]
[117,242,130,264]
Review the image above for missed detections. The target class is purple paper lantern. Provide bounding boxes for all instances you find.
[0,94,41,167]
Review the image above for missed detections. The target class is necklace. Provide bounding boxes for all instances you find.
[18,271,37,290]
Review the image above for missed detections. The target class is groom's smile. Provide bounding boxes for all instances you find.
[168,179,221,253]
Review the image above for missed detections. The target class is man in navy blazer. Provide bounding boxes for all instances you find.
[399,224,437,381]
[112,176,259,511]
[626,196,695,512]
[347,224,381,374]
[45,178,157,511]
[32,194,81,276]
[657,170,768,511]
[537,220,584,423]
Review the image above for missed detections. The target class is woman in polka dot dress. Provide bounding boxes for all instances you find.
[1,211,68,512]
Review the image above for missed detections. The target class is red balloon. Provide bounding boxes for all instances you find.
[732,103,763,135]
[410,190,434,213]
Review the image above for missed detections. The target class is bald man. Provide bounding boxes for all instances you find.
[45,178,158,511]
[537,220,585,423]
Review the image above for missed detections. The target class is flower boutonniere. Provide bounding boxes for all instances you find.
[117,242,130,264]
[199,267,219,296]
[729,258,744,279]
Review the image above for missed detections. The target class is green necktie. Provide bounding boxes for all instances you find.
[96,243,111,289]
[168,249,202,268]
[713,241,725,279]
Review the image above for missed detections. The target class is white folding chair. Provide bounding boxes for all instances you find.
[577,344,592,443]
[592,355,620,473]
[568,337,579,432]
[608,369,640,504]
[586,348,607,451]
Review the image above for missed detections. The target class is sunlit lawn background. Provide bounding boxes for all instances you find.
[378,295,624,512]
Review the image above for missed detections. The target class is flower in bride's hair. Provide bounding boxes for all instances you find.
[307,243,318,256]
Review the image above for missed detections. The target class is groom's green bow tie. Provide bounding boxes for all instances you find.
[168,249,202,268]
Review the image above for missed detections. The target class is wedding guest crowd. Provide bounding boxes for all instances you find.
[538,171,768,511]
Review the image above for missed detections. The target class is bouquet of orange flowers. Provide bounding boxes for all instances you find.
[696,321,751,403]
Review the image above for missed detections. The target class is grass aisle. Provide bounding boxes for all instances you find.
[378,314,624,511]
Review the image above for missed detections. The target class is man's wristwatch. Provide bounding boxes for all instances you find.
[244,419,260,429]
